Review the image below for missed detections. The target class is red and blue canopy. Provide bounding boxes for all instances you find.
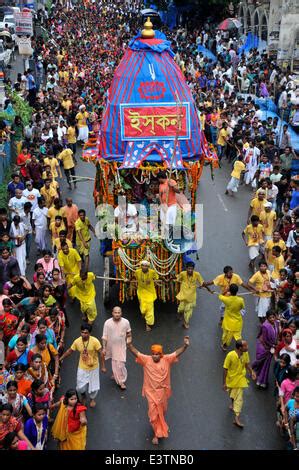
[98,30,203,169]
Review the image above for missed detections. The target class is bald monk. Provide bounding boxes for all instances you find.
[127,336,190,445]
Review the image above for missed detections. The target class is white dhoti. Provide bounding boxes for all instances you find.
[76,366,100,399]
[15,244,27,276]
[255,297,271,318]
[77,126,89,143]
[249,245,260,260]
[227,177,240,193]
[35,227,47,251]
[111,360,127,385]
[160,204,177,226]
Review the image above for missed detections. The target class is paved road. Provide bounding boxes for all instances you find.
[8,51,283,450]
[46,155,284,450]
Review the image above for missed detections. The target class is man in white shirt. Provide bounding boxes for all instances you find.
[23,181,40,211]
[8,189,27,218]
[32,197,48,252]
[114,196,138,236]
[57,120,67,145]
[286,222,299,249]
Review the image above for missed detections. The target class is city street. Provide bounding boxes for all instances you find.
[48,156,284,450]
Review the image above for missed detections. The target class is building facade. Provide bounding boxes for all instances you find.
[238,0,299,69]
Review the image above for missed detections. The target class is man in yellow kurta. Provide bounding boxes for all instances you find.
[134,261,159,332]
[68,270,97,324]
[259,202,276,241]
[271,246,285,280]
[248,260,272,322]
[176,261,204,329]
[223,339,256,428]
[219,284,245,350]
[242,215,265,271]
[58,242,82,285]
[204,266,253,325]
[75,209,95,270]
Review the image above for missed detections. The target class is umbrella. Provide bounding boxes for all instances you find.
[218,18,242,31]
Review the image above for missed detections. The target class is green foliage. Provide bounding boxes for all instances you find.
[0,111,14,124]
[45,0,53,12]
[7,91,33,126]
[0,167,11,207]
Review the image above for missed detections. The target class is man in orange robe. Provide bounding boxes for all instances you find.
[127,336,190,445]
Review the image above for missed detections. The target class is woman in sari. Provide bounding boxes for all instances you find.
[27,353,53,391]
[252,310,280,389]
[8,323,31,352]
[37,251,59,282]
[29,334,59,381]
[274,353,291,395]
[0,404,35,450]
[31,272,46,296]
[27,379,51,411]
[14,364,32,397]
[1,380,32,424]
[276,329,297,365]
[5,337,31,372]
[51,389,87,450]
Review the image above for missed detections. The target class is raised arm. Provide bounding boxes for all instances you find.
[174,336,189,357]
[126,335,140,357]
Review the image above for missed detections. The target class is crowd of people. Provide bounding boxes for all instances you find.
[0,0,298,451]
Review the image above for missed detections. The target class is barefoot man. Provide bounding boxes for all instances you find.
[101,306,132,390]
[223,339,256,428]
[127,335,189,445]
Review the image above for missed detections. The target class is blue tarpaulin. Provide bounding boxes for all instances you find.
[197,45,217,63]
[166,4,177,30]
[238,33,259,55]
[259,110,299,152]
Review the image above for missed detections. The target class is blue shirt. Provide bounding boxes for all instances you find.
[7,181,25,198]
[27,74,36,90]
[290,190,299,210]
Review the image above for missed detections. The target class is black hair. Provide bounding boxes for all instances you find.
[157,171,167,179]
[24,202,32,211]
[20,323,30,333]
[63,389,80,417]
[31,379,44,394]
[35,334,47,344]
[16,337,27,346]
[266,310,276,319]
[229,283,239,295]
[235,339,244,350]
[288,366,298,381]
[186,261,195,268]
[78,209,86,215]
[259,260,268,267]
[32,403,48,414]
[31,353,42,362]
[81,323,92,332]
[251,215,260,223]
[2,431,18,449]
[279,353,291,366]
[6,380,18,390]
[272,246,282,254]
[14,364,26,373]
[37,318,47,327]
[0,403,13,413]
[42,250,52,257]
[293,386,299,395]
[223,265,233,274]
[34,262,44,271]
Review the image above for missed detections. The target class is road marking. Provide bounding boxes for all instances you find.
[217,193,229,212]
